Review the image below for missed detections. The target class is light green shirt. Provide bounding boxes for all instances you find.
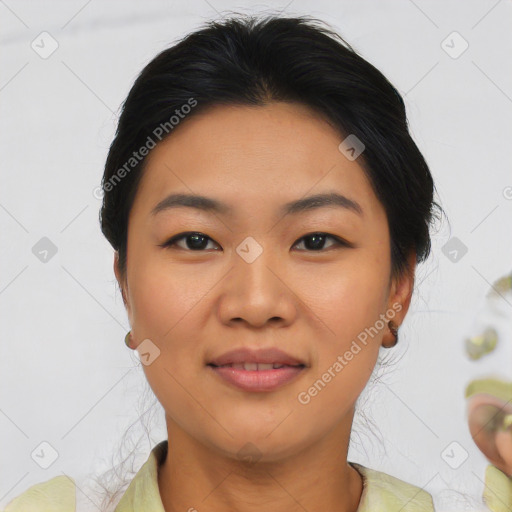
[2,439,510,511]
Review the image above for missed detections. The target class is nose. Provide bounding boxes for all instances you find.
[217,248,297,329]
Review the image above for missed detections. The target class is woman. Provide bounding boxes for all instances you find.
[4,14,444,511]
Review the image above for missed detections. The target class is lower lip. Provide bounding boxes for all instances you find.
[208,365,305,392]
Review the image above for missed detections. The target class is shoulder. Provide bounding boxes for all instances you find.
[350,462,435,512]
[2,475,76,512]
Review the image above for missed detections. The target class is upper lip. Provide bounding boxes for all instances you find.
[208,347,306,367]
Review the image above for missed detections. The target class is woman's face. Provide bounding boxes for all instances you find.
[115,101,415,462]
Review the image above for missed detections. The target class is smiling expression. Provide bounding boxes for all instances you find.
[114,101,415,461]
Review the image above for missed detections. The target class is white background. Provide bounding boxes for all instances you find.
[1,1,511,511]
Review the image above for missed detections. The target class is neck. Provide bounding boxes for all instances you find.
[157,415,363,512]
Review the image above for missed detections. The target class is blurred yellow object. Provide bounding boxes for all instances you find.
[465,378,512,405]
[484,464,512,512]
[466,377,512,511]
[486,272,512,297]
[465,327,499,360]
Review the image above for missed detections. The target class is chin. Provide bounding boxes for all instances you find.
[204,426,309,464]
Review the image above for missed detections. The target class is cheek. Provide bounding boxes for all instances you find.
[130,262,207,423]
[127,252,208,339]
[127,255,210,387]
[300,252,388,390]
[299,252,389,340]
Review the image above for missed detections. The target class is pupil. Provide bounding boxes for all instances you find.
[184,234,327,250]
[306,234,324,250]
[188,234,207,250]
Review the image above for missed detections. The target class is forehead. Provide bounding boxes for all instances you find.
[132,102,381,221]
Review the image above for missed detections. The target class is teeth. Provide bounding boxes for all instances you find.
[256,363,274,370]
[218,363,291,370]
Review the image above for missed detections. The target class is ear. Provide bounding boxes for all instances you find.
[382,251,416,346]
[114,251,130,315]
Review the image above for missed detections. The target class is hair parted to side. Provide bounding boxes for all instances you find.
[94,12,445,511]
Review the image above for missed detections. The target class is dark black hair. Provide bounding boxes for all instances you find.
[94,15,447,509]
[100,13,443,285]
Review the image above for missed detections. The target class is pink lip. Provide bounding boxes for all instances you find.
[208,347,306,367]
[208,364,305,392]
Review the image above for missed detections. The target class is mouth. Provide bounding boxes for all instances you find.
[208,362,305,370]
[206,346,307,392]
[207,362,306,392]
[207,346,307,368]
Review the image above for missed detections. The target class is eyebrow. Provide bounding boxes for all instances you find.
[150,191,364,218]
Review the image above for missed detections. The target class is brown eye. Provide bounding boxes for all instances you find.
[161,232,220,251]
[159,231,350,252]
[293,233,348,251]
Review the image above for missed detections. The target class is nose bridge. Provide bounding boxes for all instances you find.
[218,236,295,327]
[234,237,280,300]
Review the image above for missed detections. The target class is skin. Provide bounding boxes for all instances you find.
[468,393,512,476]
[114,101,417,512]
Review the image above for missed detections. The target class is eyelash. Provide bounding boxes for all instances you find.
[159,231,351,252]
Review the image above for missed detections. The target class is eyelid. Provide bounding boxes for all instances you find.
[159,231,352,251]
[159,231,220,250]
[292,232,351,250]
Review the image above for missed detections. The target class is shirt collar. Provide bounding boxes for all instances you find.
[114,440,167,512]
[114,440,434,512]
